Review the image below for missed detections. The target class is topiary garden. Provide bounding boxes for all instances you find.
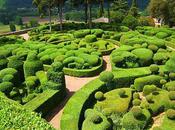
[1,25,175,130]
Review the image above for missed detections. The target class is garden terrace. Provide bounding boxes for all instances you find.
[0,26,175,130]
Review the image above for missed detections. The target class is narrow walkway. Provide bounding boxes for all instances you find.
[45,55,112,129]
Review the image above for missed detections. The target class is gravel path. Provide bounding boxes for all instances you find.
[45,56,112,129]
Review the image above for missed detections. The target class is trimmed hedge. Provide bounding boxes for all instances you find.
[24,89,66,117]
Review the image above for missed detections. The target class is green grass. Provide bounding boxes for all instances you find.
[0,24,20,34]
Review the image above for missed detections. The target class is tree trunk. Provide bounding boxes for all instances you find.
[107,0,111,23]
[87,1,92,28]
[85,0,88,23]
[48,7,52,32]
[59,2,63,31]
[99,0,104,17]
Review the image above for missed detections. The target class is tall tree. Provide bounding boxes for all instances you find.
[99,0,104,17]
[129,0,139,17]
[54,0,65,31]
[33,0,54,32]
[148,0,169,24]
[87,0,92,28]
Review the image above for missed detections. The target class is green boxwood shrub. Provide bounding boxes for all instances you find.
[85,35,97,43]
[118,89,126,98]
[99,71,114,83]
[165,81,175,91]
[156,32,169,39]
[132,99,141,106]
[131,48,153,66]
[131,106,143,119]
[153,52,169,65]
[134,75,163,91]
[0,82,13,95]
[0,59,8,70]
[133,93,140,99]
[95,91,104,101]
[143,85,157,95]
[168,91,175,100]
[169,73,175,80]
[165,53,175,72]
[166,109,175,120]
[25,76,40,93]
[24,53,43,78]
[149,64,159,74]
[148,44,158,52]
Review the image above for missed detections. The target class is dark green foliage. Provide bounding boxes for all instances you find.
[95,91,104,101]
[166,109,175,120]
[74,29,91,38]
[134,75,163,91]
[9,22,16,32]
[160,79,167,85]
[150,64,159,74]
[51,62,64,72]
[168,91,175,100]
[0,82,13,94]
[40,55,52,65]
[85,35,97,43]
[99,71,114,83]
[24,53,43,78]
[0,59,8,70]
[25,76,40,93]
[122,15,139,29]
[23,93,37,103]
[42,81,62,90]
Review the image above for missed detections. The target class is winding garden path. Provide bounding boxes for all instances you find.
[20,33,113,129]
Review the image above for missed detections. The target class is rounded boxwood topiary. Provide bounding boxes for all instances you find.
[42,81,62,90]
[148,44,158,52]
[2,74,14,82]
[25,76,40,92]
[24,53,43,78]
[160,79,167,85]
[99,71,114,83]
[131,48,153,66]
[0,82,13,94]
[85,35,97,43]
[149,64,159,74]
[132,99,141,106]
[95,91,104,101]
[133,93,140,99]
[165,54,175,72]
[143,85,157,95]
[169,91,175,100]
[0,59,8,70]
[146,94,154,103]
[169,73,175,81]
[131,106,143,119]
[40,55,52,65]
[166,109,175,120]
[51,62,64,72]
[112,56,124,64]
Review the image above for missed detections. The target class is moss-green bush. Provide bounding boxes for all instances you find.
[165,81,175,91]
[24,53,43,78]
[132,99,141,106]
[0,82,13,95]
[134,75,163,91]
[165,53,175,72]
[166,109,175,120]
[99,71,114,83]
[149,64,159,74]
[131,48,153,66]
[168,91,175,100]
[148,44,158,52]
[85,35,97,43]
[156,32,169,39]
[95,91,104,101]
[25,76,40,93]
[153,52,169,65]
[143,85,158,95]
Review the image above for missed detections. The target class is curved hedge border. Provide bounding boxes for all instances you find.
[44,58,104,77]
[60,78,105,130]
[60,68,155,130]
